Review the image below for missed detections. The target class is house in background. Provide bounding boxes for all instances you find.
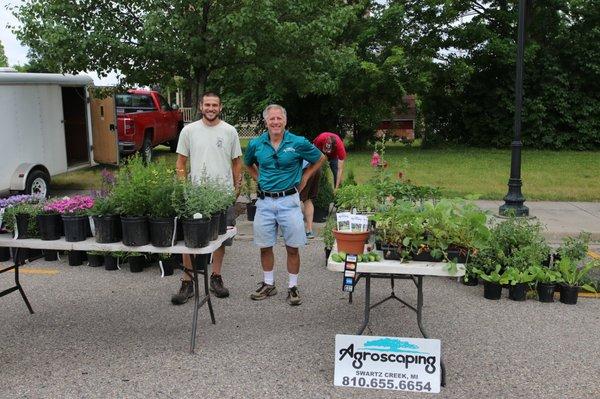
[375,95,416,142]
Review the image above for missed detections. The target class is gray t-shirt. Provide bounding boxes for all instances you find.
[176,120,242,188]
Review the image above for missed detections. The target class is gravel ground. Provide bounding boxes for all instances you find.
[1,238,599,398]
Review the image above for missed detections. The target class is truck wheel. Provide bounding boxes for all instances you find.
[25,170,50,198]
[169,132,180,153]
[141,135,153,165]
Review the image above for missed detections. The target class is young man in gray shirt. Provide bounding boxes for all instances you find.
[171,92,242,304]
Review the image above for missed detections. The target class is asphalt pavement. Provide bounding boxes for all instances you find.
[1,223,599,398]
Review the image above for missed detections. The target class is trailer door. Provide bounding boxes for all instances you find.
[90,91,119,165]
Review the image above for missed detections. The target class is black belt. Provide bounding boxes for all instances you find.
[258,187,297,199]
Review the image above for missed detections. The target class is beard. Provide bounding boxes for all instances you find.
[203,112,219,121]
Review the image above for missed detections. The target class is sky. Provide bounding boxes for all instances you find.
[0,0,119,85]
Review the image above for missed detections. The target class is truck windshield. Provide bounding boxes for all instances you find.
[115,94,156,113]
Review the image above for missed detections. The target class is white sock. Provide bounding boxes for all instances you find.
[264,271,274,285]
[288,273,298,288]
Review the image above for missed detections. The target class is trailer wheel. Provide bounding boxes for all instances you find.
[25,170,50,198]
[140,135,153,165]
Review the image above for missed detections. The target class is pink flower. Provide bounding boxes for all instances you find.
[370,152,381,167]
[43,195,95,215]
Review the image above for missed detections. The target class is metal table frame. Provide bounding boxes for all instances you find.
[0,228,236,353]
[328,254,465,387]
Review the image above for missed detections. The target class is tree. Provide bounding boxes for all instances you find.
[13,0,358,117]
[0,40,8,67]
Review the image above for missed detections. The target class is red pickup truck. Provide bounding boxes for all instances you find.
[116,89,183,163]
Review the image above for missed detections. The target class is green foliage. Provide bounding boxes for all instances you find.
[334,184,380,212]
[475,264,504,284]
[530,265,562,285]
[0,40,8,67]
[146,160,177,218]
[343,169,358,187]
[322,216,336,249]
[172,180,222,219]
[556,257,599,290]
[502,266,537,286]
[557,232,591,263]
[111,155,151,216]
[3,202,42,236]
[314,164,335,210]
[420,0,600,150]
[87,196,118,217]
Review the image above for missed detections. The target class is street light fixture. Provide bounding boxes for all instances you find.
[500,0,529,217]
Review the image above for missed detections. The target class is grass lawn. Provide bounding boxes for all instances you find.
[51,143,600,201]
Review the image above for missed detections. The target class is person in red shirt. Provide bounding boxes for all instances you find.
[301,132,346,239]
[312,132,346,189]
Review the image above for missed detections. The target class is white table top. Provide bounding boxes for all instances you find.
[327,249,465,277]
[0,227,236,255]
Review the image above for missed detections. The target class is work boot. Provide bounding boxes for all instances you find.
[287,286,302,306]
[210,274,230,298]
[171,280,194,305]
[250,282,277,300]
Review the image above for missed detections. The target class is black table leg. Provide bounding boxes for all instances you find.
[189,253,215,354]
[0,248,34,314]
[357,275,371,334]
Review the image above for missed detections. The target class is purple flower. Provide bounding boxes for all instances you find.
[43,195,94,215]
[0,194,43,209]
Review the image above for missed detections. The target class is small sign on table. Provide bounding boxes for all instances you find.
[334,334,441,393]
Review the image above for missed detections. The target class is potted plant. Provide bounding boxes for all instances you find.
[67,250,85,266]
[87,251,105,267]
[210,180,236,235]
[240,171,257,221]
[126,252,146,273]
[147,162,177,247]
[37,198,64,240]
[322,215,336,265]
[475,264,505,300]
[104,251,121,271]
[502,266,536,301]
[2,200,43,239]
[172,180,214,248]
[372,202,419,260]
[313,164,334,222]
[556,232,591,265]
[556,256,599,305]
[46,195,94,242]
[112,156,151,246]
[334,184,380,214]
[89,168,121,243]
[530,265,562,302]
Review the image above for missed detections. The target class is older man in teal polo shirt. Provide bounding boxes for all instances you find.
[244,104,326,306]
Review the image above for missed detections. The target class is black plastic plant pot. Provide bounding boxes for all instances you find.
[128,255,145,273]
[462,274,479,286]
[43,250,58,262]
[93,215,122,243]
[15,213,31,239]
[104,254,119,271]
[62,214,88,242]
[375,240,382,251]
[149,217,175,247]
[537,282,556,303]
[559,284,579,305]
[37,213,62,240]
[313,207,329,223]
[160,257,178,277]
[0,246,10,262]
[246,203,257,222]
[121,216,149,246]
[176,219,184,243]
[218,210,227,235]
[509,283,528,301]
[483,281,502,300]
[381,244,402,260]
[87,254,104,267]
[68,251,84,266]
[325,247,332,267]
[209,214,219,241]
[447,248,468,264]
[28,248,43,262]
[410,250,438,262]
[182,218,211,248]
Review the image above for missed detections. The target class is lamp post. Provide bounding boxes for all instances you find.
[500,0,529,216]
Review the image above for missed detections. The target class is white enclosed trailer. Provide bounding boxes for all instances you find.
[0,71,118,197]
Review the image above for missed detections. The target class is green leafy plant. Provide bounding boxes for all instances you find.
[314,164,334,210]
[322,215,336,249]
[87,195,118,217]
[2,201,43,235]
[475,264,505,284]
[111,155,152,216]
[172,180,221,219]
[530,265,562,284]
[334,184,379,212]
[557,232,591,263]
[556,256,599,291]
[146,160,177,218]
[502,266,537,286]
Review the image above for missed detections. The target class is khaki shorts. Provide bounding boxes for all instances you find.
[300,168,322,202]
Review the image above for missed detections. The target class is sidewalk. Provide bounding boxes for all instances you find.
[235,200,600,244]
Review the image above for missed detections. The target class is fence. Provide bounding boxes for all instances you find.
[180,108,261,137]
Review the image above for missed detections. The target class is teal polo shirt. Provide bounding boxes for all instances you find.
[244,130,322,192]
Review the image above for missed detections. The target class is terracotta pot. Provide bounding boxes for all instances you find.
[332,230,370,255]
